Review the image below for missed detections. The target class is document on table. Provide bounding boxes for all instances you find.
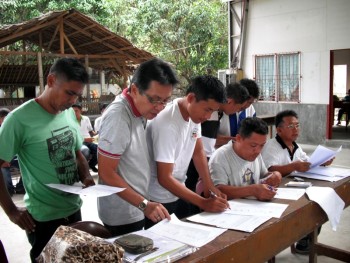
[148,214,227,247]
[309,145,342,168]
[187,212,271,233]
[306,186,345,231]
[109,230,197,263]
[292,171,348,182]
[274,188,306,200]
[225,199,288,218]
[47,183,125,197]
[305,166,350,177]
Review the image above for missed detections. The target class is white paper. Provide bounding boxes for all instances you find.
[274,188,306,200]
[109,230,195,263]
[225,199,288,218]
[47,183,125,197]
[308,145,342,168]
[187,212,271,233]
[306,186,345,231]
[292,172,345,182]
[148,214,227,247]
[306,166,350,177]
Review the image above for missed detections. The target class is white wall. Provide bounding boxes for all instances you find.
[243,0,350,104]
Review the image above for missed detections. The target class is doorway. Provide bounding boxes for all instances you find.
[328,49,350,141]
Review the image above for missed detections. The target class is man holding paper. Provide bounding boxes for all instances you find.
[209,117,282,201]
[97,58,177,236]
[0,58,95,262]
[261,110,333,177]
[261,109,332,254]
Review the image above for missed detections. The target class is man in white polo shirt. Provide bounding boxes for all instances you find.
[145,75,230,228]
[97,58,178,236]
[72,103,98,172]
[261,109,333,254]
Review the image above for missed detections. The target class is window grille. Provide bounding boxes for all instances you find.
[254,52,300,102]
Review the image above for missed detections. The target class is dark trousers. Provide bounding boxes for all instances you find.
[144,200,179,229]
[104,219,145,237]
[83,142,98,167]
[175,159,203,218]
[26,210,81,263]
[337,108,349,122]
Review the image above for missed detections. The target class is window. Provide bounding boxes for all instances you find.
[254,52,300,102]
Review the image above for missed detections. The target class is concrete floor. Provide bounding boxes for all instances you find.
[1,144,349,263]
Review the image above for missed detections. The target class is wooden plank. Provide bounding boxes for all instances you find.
[176,177,350,263]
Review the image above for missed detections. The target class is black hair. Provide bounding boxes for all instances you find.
[100,103,109,112]
[0,108,10,118]
[239,117,268,138]
[226,83,250,104]
[275,110,298,127]
[186,75,226,103]
[239,78,260,99]
[49,58,89,84]
[130,58,179,93]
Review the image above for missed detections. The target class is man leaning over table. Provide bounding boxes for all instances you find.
[261,109,333,254]
[97,58,178,236]
[209,117,282,201]
[0,58,95,262]
[144,75,230,229]
[217,78,260,146]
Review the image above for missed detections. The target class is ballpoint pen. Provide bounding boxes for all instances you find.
[267,185,276,192]
[209,189,218,198]
[209,189,231,210]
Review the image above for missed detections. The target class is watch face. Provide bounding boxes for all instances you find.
[139,201,147,210]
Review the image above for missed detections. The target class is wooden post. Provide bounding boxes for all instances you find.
[85,55,91,101]
[37,52,44,95]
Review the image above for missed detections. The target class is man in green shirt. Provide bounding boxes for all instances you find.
[0,58,95,262]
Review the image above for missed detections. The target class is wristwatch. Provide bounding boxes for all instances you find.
[137,199,148,211]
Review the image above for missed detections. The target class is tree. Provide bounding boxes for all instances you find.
[0,0,112,26]
[1,0,229,89]
[106,0,228,88]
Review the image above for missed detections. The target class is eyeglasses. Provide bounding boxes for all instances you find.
[283,124,300,129]
[142,93,172,106]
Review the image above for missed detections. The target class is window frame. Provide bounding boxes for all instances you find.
[254,52,301,103]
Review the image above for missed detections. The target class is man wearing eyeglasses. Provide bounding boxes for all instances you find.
[144,75,230,229]
[261,109,332,254]
[261,110,312,177]
[97,58,178,236]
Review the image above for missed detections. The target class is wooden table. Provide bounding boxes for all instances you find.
[177,177,350,263]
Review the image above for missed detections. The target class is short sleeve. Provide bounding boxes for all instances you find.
[0,113,24,162]
[98,105,130,158]
[209,151,230,186]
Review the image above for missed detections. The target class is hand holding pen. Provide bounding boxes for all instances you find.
[209,189,231,210]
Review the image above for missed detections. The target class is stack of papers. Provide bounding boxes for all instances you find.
[188,199,289,233]
[110,214,226,263]
[112,230,196,263]
[309,145,342,168]
[294,166,350,182]
[293,145,350,181]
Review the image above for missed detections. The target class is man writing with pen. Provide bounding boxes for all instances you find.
[209,117,282,201]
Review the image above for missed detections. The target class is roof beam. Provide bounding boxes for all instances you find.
[0,13,67,47]
[64,20,143,63]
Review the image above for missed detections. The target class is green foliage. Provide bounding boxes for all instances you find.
[1,0,229,87]
[107,0,228,84]
[0,0,112,25]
